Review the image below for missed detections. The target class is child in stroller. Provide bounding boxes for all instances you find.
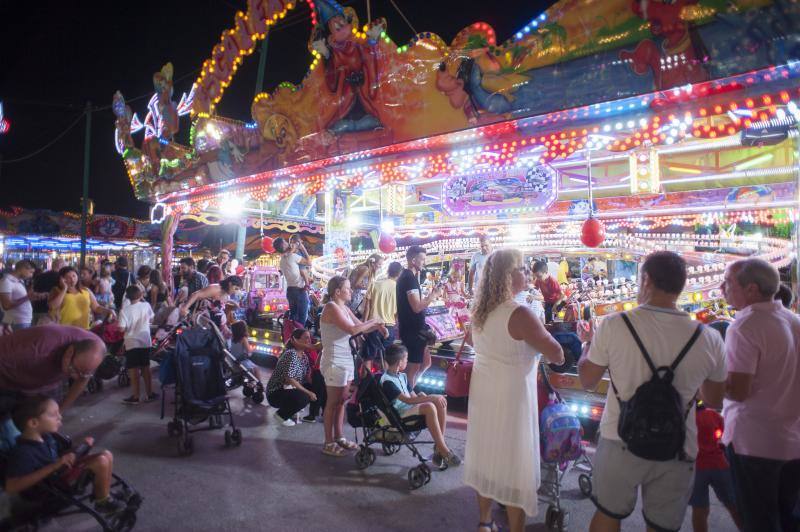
[3,396,140,531]
[380,345,461,469]
[348,342,458,489]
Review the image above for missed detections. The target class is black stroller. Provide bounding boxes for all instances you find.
[346,335,437,490]
[0,432,141,532]
[162,324,242,455]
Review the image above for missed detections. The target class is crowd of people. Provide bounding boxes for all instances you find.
[0,236,798,531]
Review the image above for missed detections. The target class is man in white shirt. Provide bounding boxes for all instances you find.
[0,260,37,331]
[275,237,310,325]
[468,234,491,294]
[578,251,726,532]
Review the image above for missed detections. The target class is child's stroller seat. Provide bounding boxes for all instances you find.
[348,367,437,489]
[164,326,242,455]
[0,430,141,532]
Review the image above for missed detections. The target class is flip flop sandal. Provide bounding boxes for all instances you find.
[335,438,358,450]
[478,522,500,532]
[322,442,346,457]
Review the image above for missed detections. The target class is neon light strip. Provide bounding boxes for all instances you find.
[396,200,799,231]
[734,153,774,171]
[658,135,742,154]
[660,165,797,185]
[667,165,703,174]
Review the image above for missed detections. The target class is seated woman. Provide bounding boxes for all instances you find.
[266,328,320,427]
[380,344,461,469]
[229,321,262,382]
[49,267,114,329]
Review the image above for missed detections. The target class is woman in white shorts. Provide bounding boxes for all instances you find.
[320,275,387,457]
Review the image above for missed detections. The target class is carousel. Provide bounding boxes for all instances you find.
[112,0,800,421]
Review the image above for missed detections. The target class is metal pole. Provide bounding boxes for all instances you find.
[586,148,593,214]
[235,224,247,261]
[254,35,269,98]
[80,102,92,268]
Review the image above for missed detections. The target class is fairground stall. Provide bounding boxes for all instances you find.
[0,207,194,269]
[113,0,800,423]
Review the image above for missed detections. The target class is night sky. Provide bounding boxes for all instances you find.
[0,0,554,219]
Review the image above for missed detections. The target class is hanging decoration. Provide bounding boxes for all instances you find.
[378,232,396,253]
[261,236,275,253]
[581,217,606,248]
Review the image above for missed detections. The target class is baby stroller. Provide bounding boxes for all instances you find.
[197,313,265,404]
[89,321,131,393]
[346,335,437,490]
[161,321,243,456]
[537,365,594,531]
[0,432,142,532]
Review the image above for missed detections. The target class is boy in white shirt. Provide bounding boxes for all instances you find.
[118,285,155,405]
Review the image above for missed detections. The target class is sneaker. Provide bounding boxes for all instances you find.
[442,452,462,467]
[144,392,159,403]
[433,451,462,468]
[301,414,317,423]
[122,396,139,405]
[274,411,296,427]
[94,495,126,515]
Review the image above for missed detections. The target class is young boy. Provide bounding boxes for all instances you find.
[379,344,461,469]
[690,401,743,532]
[5,396,125,515]
[118,285,156,405]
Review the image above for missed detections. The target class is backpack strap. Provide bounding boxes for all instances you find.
[670,324,704,373]
[620,313,659,375]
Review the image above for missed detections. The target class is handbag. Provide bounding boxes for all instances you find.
[445,335,473,398]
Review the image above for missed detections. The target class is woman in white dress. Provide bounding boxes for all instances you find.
[464,249,564,532]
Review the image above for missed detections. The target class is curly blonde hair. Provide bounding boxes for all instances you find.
[471,249,523,331]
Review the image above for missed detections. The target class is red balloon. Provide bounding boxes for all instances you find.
[260,236,275,253]
[581,217,605,248]
[378,232,396,253]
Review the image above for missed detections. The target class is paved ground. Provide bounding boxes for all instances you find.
[7,369,738,531]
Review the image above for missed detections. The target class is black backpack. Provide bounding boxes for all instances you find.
[610,314,703,461]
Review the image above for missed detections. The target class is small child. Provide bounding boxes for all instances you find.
[289,235,312,288]
[118,285,156,405]
[230,321,262,382]
[379,344,461,469]
[690,401,743,532]
[5,396,126,515]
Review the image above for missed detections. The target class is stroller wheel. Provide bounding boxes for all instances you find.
[177,435,193,456]
[118,372,130,387]
[578,473,592,497]
[242,385,254,398]
[420,463,432,485]
[545,505,568,531]
[251,391,265,405]
[354,447,375,470]
[381,442,400,456]
[224,430,233,447]
[408,465,427,490]
[167,420,182,437]
[86,377,101,394]
[231,429,242,446]
[113,510,137,532]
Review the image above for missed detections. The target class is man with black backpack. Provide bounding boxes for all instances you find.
[578,251,727,532]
